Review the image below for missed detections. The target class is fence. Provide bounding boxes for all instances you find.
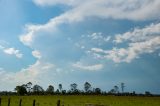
[0,98,61,106]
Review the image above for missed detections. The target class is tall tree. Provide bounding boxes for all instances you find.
[114,85,119,93]
[46,85,54,94]
[70,83,78,92]
[15,85,27,95]
[55,89,60,94]
[94,88,101,94]
[84,82,91,93]
[26,82,32,93]
[32,84,44,94]
[109,89,115,94]
[121,83,125,93]
[58,84,62,92]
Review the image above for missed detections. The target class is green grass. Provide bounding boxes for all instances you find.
[0,95,160,106]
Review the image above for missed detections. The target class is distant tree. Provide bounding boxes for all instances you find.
[94,88,101,94]
[109,89,115,94]
[121,83,125,93]
[55,89,60,94]
[84,82,91,93]
[62,90,66,95]
[145,91,152,96]
[132,91,136,96]
[70,83,78,92]
[22,84,27,88]
[114,85,119,93]
[58,84,62,92]
[26,82,32,93]
[46,85,54,94]
[32,84,44,94]
[15,85,27,95]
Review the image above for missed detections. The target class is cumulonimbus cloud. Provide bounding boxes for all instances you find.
[20,0,160,46]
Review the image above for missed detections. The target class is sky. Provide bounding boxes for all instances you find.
[0,0,160,94]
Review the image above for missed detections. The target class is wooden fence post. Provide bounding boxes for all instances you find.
[19,99,22,106]
[57,100,60,106]
[8,98,10,106]
[0,98,1,106]
[33,99,36,106]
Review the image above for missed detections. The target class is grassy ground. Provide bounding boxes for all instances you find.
[0,95,160,106]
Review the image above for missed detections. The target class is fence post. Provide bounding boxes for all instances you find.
[57,100,60,106]
[0,98,1,106]
[33,99,36,106]
[19,99,22,106]
[8,98,10,106]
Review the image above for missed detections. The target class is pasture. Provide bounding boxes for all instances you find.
[0,95,160,106]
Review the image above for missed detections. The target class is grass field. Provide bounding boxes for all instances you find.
[0,95,160,106]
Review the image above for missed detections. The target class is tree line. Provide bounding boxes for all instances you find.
[0,82,158,96]
[14,82,103,95]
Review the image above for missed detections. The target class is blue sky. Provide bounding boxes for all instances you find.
[0,0,160,94]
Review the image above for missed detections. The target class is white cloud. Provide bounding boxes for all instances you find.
[72,62,103,71]
[91,48,106,53]
[91,23,160,63]
[21,60,55,78]
[107,36,160,63]
[33,0,82,6]
[3,48,23,58]
[0,42,23,59]
[33,0,160,21]
[88,33,111,42]
[75,32,111,51]
[89,33,103,40]
[20,0,160,45]
[32,50,42,59]
[114,23,160,43]
[0,60,55,90]
[13,0,160,90]
[19,24,45,46]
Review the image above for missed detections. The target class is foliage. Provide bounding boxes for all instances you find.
[94,88,101,94]
[84,82,91,93]
[58,84,62,92]
[70,83,78,92]
[32,84,44,95]
[46,85,54,94]
[1,82,158,96]
[121,83,125,93]
[14,85,27,95]
[26,82,32,93]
